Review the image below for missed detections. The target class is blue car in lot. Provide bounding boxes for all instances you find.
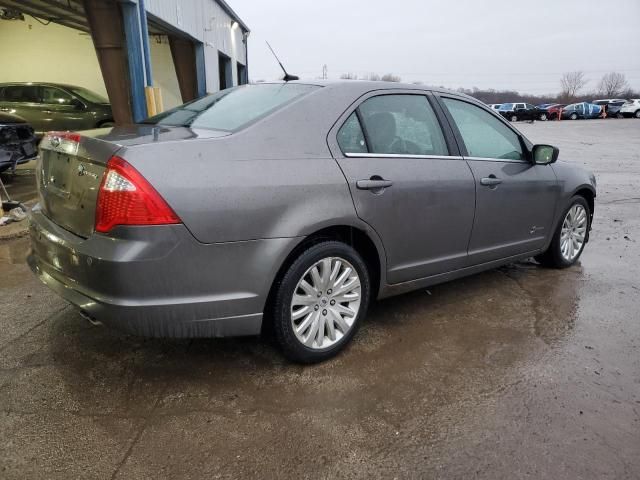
[561,102,602,120]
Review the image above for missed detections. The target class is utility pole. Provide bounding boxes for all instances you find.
[322,64,328,80]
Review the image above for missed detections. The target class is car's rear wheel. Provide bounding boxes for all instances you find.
[510,115,518,122]
[536,196,590,268]
[634,110,640,118]
[570,113,578,120]
[539,113,548,121]
[272,241,370,363]
[97,120,115,128]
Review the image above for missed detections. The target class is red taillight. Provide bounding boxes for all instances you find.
[95,156,181,233]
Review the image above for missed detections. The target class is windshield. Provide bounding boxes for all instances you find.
[498,103,514,111]
[144,83,320,132]
[69,87,109,104]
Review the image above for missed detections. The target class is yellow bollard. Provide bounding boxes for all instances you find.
[145,87,157,117]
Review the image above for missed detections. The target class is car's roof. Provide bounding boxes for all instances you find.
[0,81,83,90]
[257,79,479,102]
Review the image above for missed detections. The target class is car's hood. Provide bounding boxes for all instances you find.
[79,124,231,148]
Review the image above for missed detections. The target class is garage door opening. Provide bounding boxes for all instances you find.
[219,52,233,90]
[237,62,247,85]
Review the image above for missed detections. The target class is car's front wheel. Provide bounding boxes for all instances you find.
[634,110,640,119]
[570,113,579,120]
[539,113,548,121]
[510,115,518,122]
[272,241,370,363]
[536,196,590,268]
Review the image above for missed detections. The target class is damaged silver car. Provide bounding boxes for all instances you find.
[0,112,37,173]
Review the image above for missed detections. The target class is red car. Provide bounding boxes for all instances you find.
[544,104,567,120]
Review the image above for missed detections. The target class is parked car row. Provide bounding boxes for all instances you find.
[489,98,640,121]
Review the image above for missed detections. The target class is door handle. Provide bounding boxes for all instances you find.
[480,176,502,187]
[356,178,393,190]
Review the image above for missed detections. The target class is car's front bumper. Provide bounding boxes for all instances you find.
[28,206,301,338]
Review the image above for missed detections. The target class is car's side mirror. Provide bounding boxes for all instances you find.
[70,98,85,110]
[532,144,559,165]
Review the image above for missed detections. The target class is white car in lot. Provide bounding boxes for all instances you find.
[619,99,640,118]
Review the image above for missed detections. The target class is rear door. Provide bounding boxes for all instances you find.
[437,95,559,265]
[0,85,44,131]
[328,91,476,284]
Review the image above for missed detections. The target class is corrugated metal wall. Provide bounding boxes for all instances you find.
[145,0,247,92]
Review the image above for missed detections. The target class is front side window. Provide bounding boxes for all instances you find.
[41,86,74,105]
[69,86,108,104]
[442,97,523,161]
[357,94,448,156]
[145,83,319,132]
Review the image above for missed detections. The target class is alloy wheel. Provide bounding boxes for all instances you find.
[290,257,361,349]
[560,204,588,262]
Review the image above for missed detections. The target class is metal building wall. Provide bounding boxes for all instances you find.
[144,0,248,92]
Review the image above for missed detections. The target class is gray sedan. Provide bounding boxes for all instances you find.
[28,81,596,363]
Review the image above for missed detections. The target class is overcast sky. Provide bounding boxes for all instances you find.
[230,0,640,95]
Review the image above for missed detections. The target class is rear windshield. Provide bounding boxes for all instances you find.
[144,83,320,132]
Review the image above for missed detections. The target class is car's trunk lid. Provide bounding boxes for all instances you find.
[36,126,228,238]
[37,133,118,238]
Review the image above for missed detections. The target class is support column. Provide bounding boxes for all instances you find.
[121,2,147,122]
[169,36,199,103]
[83,0,133,124]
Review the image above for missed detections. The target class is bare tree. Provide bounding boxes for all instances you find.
[340,73,358,80]
[381,73,401,82]
[359,72,381,81]
[597,72,629,97]
[560,71,588,100]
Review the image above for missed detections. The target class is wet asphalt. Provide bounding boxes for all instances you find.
[0,119,639,479]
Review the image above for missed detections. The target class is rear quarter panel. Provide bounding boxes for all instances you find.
[119,85,367,244]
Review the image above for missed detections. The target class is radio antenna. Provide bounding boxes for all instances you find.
[266,41,299,81]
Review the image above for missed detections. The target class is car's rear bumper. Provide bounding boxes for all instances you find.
[28,206,301,338]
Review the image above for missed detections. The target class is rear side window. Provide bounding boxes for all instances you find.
[442,98,523,161]
[337,113,367,153]
[358,94,448,156]
[145,83,319,132]
[2,85,39,103]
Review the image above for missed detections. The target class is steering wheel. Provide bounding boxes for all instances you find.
[390,137,422,155]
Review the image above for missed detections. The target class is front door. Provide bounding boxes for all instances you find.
[38,85,91,132]
[329,93,476,284]
[439,96,559,265]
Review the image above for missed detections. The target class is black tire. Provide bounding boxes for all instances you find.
[535,195,590,268]
[272,241,371,363]
[510,115,518,122]
[539,113,548,121]
[635,110,640,119]
[570,113,578,120]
